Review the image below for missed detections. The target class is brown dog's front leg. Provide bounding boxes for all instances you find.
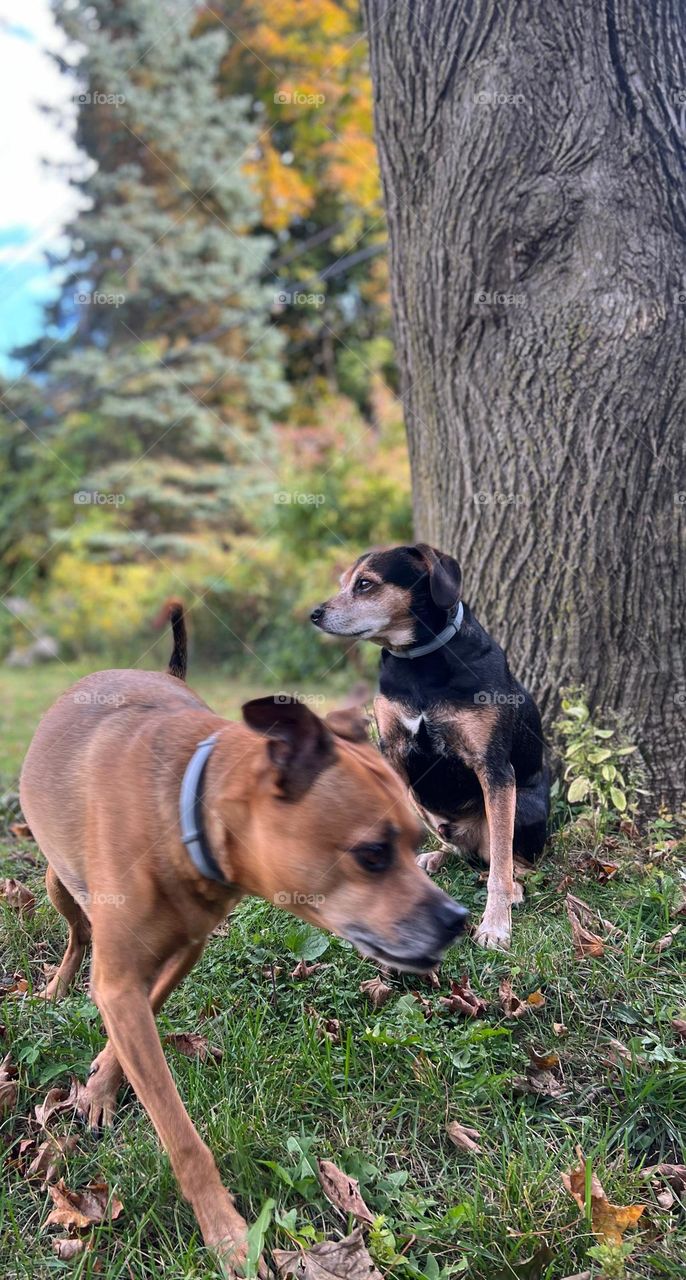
[91,955,253,1274]
[473,767,516,949]
[80,939,207,1129]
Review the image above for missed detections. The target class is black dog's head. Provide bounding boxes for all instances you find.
[310,544,462,649]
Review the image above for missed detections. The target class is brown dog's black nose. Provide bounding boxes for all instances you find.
[310,605,325,625]
[434,898,469,943]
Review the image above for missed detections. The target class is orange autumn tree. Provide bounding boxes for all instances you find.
[199,0,393,417]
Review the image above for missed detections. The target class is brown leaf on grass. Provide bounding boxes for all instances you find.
[411,990,434,1019]
[446,1120,482,1153]
[553,1022,568,1038]
[653,924,682,953]
[9,821,33,840]
[45,1180,123,1231]
[359,976,392,1009]
[513,1069,563,1098]
[588,857,620,882]
[562,1147,644,1245]
[273,1227,383,1280]
[291,960,327,980]
[305,1005,341,1043]
[566,893,622,938]
[1,974,29,997]
[439,976,487,1018]
[671,1017,686,1040]
[499,979,525,1018]
[566,898,605,959]
[643,1163,686,1197]
[52,1237,91,1260]
[526,990,546,1009]
[25,1135,78,1187]
[0,1052,18,1115]
[35,1077,88,1128]
[528,1047,560,1071]
[603,1038,647,1070]
[316,1160,374,1225]
[1,878,35,915]
[163,1032,223,1062]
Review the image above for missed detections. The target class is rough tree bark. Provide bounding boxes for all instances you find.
[363,0,686,805]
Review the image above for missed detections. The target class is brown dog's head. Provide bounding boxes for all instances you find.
[310,544,462,650]
[216,697,467,972]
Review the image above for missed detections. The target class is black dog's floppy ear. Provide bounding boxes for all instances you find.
[242,697,337,802]
[413,543,462,611]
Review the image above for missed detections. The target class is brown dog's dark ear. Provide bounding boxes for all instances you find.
[325,706,371,743]
[242,697,337,802]
[413,543,462,611]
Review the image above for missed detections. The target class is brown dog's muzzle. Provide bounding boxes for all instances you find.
[345,888,469,973]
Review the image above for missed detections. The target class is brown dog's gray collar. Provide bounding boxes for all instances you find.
[179,733,234,886]
[384,601,464,660]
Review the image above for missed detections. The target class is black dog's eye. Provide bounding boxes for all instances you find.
[350,842,393,873]
[355,577,374,592]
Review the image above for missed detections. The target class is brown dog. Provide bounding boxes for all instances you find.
[20,608,467,1273]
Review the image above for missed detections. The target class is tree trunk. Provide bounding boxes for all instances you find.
[363,0,686,805]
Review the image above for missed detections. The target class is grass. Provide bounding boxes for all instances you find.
[1,664,685,1279]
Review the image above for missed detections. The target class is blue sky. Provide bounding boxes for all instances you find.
[0,2,81,375]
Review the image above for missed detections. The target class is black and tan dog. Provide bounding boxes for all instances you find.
[20,605,467,1273]
[311,544,550,949]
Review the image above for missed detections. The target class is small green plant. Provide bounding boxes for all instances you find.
[554,688,640,824]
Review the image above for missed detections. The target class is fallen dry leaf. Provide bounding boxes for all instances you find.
[273,1227,383,1280]
[35,1077,88,1128]
[514,1069,563,1098]
[291,960,326,980]
[411,990,433,1019]
[499,979,525,1018]
[163,1032,223,1062]
[422,968,441,989]
[528,1046,560,1071]
[9,821,33,840]
[566,898,605,959]
[671,1017,686,1040]
[446,1120,482,1154]
[526,990,546,1009]
[52,1237,91,1260]
[603,1038,647,1070]
[562,1146,644,1245]
[305,1005,341,1043]
[316,1159,374,1225]
[25,1135,78,1187]
[566,893,621,937]
[1,878,35,915]
[553,1022,568,1038]
[588,857,620,882]
[653,924,682,953]
[1,974,29,998]
[643,1163,686,1197]
[439,976,487,1018]
[655,1187,675,1209]
[0,1052,18,1115]
[359,976,392,1009]
[45,1180,123,1232]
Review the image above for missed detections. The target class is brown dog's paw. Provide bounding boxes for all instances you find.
[76,1051,123,1129]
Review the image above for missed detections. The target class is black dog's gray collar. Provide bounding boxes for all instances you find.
[384,601,464,660]
[179,732,233,886]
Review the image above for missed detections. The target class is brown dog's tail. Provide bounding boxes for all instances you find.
[153,598,187,680]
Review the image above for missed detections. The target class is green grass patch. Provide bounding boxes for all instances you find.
[1,670,685,1279]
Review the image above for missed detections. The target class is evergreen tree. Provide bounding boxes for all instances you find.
[10,0,289,556]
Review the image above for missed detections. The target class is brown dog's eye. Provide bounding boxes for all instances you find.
[354,577,374,592]
[350,842,393,873]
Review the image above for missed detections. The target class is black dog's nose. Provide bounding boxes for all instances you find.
[434,897,469,943]
[310,604,325,625]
